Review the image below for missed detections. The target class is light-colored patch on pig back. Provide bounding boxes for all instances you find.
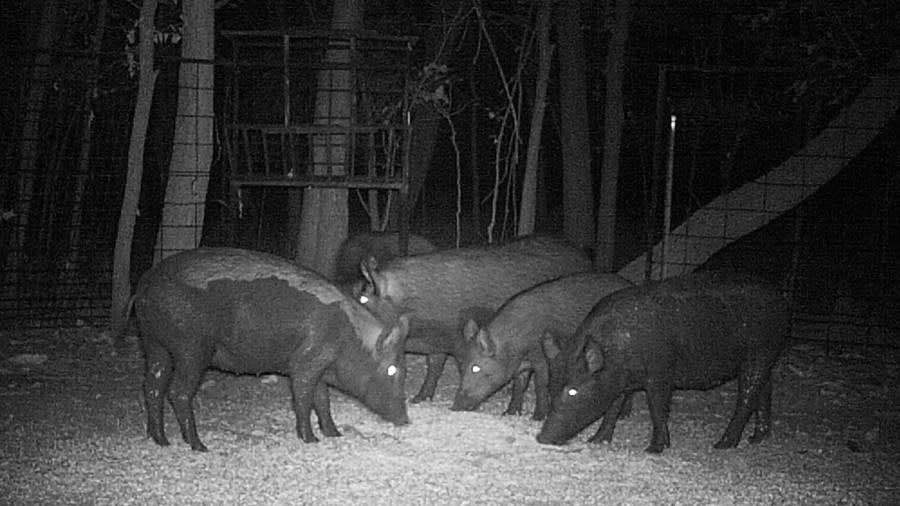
[180,248,344,305]
[174,248,387,355]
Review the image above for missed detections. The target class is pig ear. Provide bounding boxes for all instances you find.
[398,312,411,337]
[476,328,496,357]
[463,319,479,342]
[360,256,384,296]
[463,320,495,355]
[541,330,561,360]
[377,313,409,352]
[584,340,604,373]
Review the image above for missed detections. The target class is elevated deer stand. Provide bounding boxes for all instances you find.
[221,29,416,273]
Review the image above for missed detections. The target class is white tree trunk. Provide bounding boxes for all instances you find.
[153,0,215,261]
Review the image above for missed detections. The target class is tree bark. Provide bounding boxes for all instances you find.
[110,0,159,337]
[555,0,594,250]
[469,69,482,234]
[294,0,361,276]
[392,0,468,228]
[518,0,553,236]
[595,0,632,272]
[153,0,215,262]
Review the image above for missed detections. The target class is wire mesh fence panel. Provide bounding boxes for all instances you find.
[627,65,900,353]
[1,26,417,330]
[1,44,134,329]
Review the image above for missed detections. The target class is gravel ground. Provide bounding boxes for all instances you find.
[1,327,898,505]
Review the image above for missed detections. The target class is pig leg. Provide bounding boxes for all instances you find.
[588,394,628,444]
[618,392,634,418]
[142,338,173,447]
[716,362,773,449]
[644,379,674,453]
[531,358,550,421]
[167,343,213,452]
[748,376,773,444]
[313,380,341,438]
[504,369,532,416]
[412,353,448,403]
[288,356,331,443]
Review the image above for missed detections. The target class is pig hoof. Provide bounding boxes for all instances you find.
[299,431,321,443]
[502,408,522,417]
[410,394,432,404]
[535,434,563,445]
[190,442,209,452]
[644,443,667,454]
[530,411,546,422]
[747,429,770,445]
[713,438,738,449]
[149,433,170,447]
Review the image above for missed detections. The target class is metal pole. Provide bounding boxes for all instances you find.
[283,34,290,127]
[660,114,676,280]
[397,41,414,255]
[646,64,667,282]
[398,105,411,255]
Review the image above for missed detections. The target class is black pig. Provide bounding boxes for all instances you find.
[333,231,437,284]
[359,235,592,403]
[537,270,789,453]
[134,247,410,451]
[451,272,633,419]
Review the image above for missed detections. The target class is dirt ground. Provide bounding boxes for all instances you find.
[1,326,899,505]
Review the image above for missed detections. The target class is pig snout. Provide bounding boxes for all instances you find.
[450,392,480,412]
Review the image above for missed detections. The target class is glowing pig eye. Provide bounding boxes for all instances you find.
[358,295,370,304]
[386,365,398,377]
[471,365,481,374]
[567,388,578,397]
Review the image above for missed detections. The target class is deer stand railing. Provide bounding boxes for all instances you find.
[220,29,417,260]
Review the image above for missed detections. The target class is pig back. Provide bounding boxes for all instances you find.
[581,270,789,383]
[378,236,592,336]
[135,248,397,371]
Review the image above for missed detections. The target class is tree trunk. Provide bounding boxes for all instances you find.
[469,69,482,234]
[388,0,468,229]
[294,0,361,276]
[555,0,594,250]
[517,0,553,236]
[595,0,632,272]
[153,0,215,262]
[406,107,440,220]
[110,0,159,337]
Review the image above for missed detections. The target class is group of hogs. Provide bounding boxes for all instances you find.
[131,233,789,454]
